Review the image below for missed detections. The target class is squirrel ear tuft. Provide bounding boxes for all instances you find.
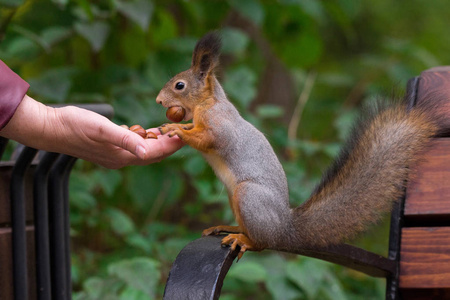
[191,31,222,79]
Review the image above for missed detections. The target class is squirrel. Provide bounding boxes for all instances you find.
[157,32,448,259]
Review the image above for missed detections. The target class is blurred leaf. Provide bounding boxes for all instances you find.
[28,67,77,102]
[10,25,50,52]
[286,259,346,299]
[119,287,149,300]
[260,254,302,300]
[92,169,122,197]
[323,142,341,158]
[256,105,284,119]
[116,0,153,31]
[119,23,148,66]
[228,0,264,25]
[149,8,177,46]
[108,257,160,297]
[286,259,327,298]
[126,233,151,252]
[227,261,267,283]
[319,72,354,87]
[40,26,72,47]
[84,277,104,299]
[4,36,40,59]
[74,21,110,52]
[280,0,325,22]
[334,108,358,141]
[183,154,207,176]
[105,208,135,236]
[279,31,323,68]
[112,94,152,127]
[164,36,197,53]
[76,0,94,20]
[223,66,257,109]
[0,0,24,7]
[82,277,121,299]
[52,0,68,7]
[70,190,97,210]
[221,27,250,55]
[318,272,347,300]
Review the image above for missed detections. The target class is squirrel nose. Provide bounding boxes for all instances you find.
[155,96,162,105]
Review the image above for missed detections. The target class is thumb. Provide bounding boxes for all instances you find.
[105,124,149,159]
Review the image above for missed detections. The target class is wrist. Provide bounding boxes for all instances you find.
[0,95,59,151]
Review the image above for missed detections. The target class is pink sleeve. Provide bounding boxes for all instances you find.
[0,60,30,129]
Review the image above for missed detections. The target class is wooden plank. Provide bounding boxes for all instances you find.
[416,67,450,132]
[400,227,450,289]
[418,67,450,103]
[404,138,450,220]
[0,226,36,300]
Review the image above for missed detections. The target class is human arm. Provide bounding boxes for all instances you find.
[0,95,184,168]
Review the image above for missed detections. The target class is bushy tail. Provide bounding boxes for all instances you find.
[290,96,448,249]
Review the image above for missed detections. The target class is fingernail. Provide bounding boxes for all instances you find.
[136,145,146,160]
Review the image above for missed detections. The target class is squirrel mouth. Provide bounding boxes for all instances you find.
[166,106,186,123]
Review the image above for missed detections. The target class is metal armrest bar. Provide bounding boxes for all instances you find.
[0,137,8,158]
[48,155,77,300]
[164,236,239,300]
[34,152,60,300]
[63,157,77,296]
[11,146,38,300]
[281,243,396,278]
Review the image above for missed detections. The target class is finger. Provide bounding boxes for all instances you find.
[138,134,184,163]
[98,123,150,160]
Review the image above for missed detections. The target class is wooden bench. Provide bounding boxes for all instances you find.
[0,104,113,300]
[163,67,450,300]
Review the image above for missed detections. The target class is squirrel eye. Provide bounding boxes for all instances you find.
[175,82,185,90]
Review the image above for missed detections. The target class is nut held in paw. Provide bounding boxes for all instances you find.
[166,106,186,123]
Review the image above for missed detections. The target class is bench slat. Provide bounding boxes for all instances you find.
[0,226,36,300]
[400,227,450,289]
[404,138,450,221]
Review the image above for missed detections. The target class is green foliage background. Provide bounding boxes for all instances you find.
[1,0,450,299]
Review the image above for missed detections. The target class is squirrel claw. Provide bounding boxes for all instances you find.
[202,227,221,236]
[221,233,259,261]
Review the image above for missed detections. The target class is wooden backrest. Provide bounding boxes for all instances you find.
[399,67,450,299]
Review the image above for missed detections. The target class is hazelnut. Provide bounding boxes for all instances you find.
[166,106,186,123]
[146,131,158,139]
[129,125,147,138]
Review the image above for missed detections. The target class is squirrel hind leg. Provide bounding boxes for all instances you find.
[202,225,242,236]
[221,233,263,261]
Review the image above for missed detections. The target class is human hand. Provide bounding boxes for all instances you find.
[0,96,184,168]
[50,105,185,168]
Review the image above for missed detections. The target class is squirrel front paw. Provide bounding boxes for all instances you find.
[158,123,178,135]
[158,123,194,136]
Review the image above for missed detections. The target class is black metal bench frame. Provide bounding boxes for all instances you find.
[2,104,113,300]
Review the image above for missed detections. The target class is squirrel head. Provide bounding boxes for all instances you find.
[156,31,222,121]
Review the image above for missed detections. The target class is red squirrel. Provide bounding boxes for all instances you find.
[156,32,448,259]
